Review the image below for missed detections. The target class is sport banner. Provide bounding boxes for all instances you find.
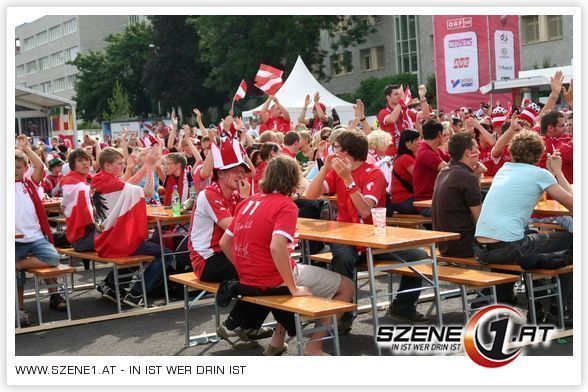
[433,15,520,112]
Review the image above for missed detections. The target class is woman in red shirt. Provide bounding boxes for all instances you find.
[391,130,421,214]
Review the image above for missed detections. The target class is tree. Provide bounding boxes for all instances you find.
[194,16,374,106]
[70,50,112,123]
[425,74,437,107]
[103,80,132,121]
[142,16,218,121]
[354,73,418,116]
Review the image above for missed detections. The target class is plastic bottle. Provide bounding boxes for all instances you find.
[189,184,197,200]
[172,185,181,216]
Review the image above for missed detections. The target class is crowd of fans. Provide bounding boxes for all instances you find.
[15,70,573,354]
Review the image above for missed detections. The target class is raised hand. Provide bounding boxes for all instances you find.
[192,108,201,118]
[313,91,320,103]
[304,94,311,107]
[331,156,353,183]
[547,150,563,174]
[16,134,29,149]
[550,70,564,96]
[323,152,337,171]
[562,79,573,107]
[233,116,244,130]
[418,84,427,98]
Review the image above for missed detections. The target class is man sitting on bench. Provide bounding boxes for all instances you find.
[220,156,354,355]
[188,137,272,350]
[304,130,429,330]
[91,147,172,307]
[474,130,573,324]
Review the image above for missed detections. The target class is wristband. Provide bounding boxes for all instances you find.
[360,117,366,122]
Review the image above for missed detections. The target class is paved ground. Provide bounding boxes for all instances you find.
[15,261,572,357]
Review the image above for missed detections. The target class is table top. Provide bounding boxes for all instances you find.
[42,197,62,208]
[15,233,24,239]
[413,199,571,216]
[301,195,337,202]
[146,206,192,224]
[296,217,459,250]
[480,176,493,188]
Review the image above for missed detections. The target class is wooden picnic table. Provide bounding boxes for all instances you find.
[15,233,24,239]
[480,176,493,188]
[42,197,62,213]
[413,199,571,216]
[146,205,192,305]
[296,217,459,355]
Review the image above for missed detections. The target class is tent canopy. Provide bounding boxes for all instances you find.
[479,65,573,95]
[242,56,355,127]
[16,86,76,111]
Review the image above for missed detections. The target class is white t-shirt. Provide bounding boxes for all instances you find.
[15,181,44,243]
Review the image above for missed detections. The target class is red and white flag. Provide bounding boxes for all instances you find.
[254,64,284,95]
[404,85,412,105]
[234,79,247,101]
[61,171,94,244]
[91,171,148,258]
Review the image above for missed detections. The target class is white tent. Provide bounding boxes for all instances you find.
[242,56,355,127]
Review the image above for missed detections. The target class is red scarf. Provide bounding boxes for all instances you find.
[21,178,54,243]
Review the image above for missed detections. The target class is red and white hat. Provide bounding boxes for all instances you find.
[491,106,508,128]
[518,102,541,127]
[211,137,250,172]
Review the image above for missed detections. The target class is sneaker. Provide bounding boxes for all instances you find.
[387,303,430,324]
[246,327,274,340]
[49,294,67,311]
[216,321,258,350]
[263,342,288,356]
[96,281,126,304]
[16,310,30,328]
[123,291,145,308]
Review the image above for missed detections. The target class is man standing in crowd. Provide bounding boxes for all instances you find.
[298,91,330,135]
[259,95,291,134]
[305,131,428,330]
[413,120,449,217]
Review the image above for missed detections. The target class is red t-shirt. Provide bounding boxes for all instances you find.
[325,161,387,224]
[539,135,573,183]
[377,106,402,157]
[260,115,291,134]
[413,142,446,201]
[391,154,415,204]
[226,193,297,289]
[188,182,240,279]
[282,146,296,158]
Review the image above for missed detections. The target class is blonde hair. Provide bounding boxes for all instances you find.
[98,147,124,169]
[329,128,345,145]
[294,123,308,133]
[275,132,285,145]
[15,150,29,165]
[366,129,392,150]
[299,130,313,147]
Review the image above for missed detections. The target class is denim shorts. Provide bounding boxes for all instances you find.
[15,238,59,287]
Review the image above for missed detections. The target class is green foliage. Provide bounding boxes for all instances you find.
[354,73,418,116]
[425,74,437,107]
[70,50,112,123]
[194,16,374,105]
[103,80,132,121]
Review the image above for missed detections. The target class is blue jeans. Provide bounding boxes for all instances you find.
[393,197,418,215]
[103,240,172,295]
[15,238,59,287]
[330,243,427,315]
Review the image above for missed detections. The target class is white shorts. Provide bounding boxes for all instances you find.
[293,264,341,299]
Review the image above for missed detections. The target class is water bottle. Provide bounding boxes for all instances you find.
[189,184,197,201]
[171,185,181,216]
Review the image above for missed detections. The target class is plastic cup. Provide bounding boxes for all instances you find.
[371,208,387,235]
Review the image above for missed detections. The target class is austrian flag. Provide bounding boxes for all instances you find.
[254,64,284,95]
[234,79,247,101]
[61,172,94,244]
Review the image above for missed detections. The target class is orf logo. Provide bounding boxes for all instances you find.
[464,305,523,368]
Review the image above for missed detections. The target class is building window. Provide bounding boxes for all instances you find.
[16,65,25,78]
[67,74,77,89]
[38,56,50,71]
[49,25,62,41]
[360,15,384,26]
[26,60,37,74]
[23,36,35,51]
[360,46,385,72]
[63,18,77,35]
[64,46,79,62]
[29,84,38,91]
[522,15,563,44]
[51,51,65,67]
[330,51,353,76]
[129,15,145,24]
[395,15,419,74]
[53,77,66,92]
[35,30,48,46]
[41,81,52,94]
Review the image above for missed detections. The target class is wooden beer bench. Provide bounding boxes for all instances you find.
[169,272,356,356]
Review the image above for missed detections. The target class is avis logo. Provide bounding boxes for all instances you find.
[453,57,470,68]
[464,305,555,368]
[451,79,461,88]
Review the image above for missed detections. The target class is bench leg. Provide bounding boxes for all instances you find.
[92,260,96,287]
[429,244,444,328]
[183,285,190,348]
[525,273,537,325]
[554,276,565,330]
[294,313,305,356]
[460,285,469,324]
[113,267,122,314]
[62,275,72,321]
[491,286,498,305]
[352,266,358,318]
[139,263,148,309]
[214,295,220,329]
[156,221,170,305]
[365,248,382,356]
[33,276,43,325]
[15,275,21,329]
[331,314,341,356]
